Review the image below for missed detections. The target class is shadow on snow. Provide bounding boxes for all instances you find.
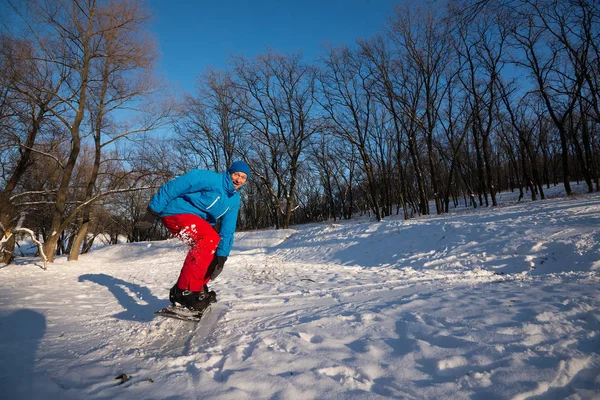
[0,309,46,398]
[78,273,164,322]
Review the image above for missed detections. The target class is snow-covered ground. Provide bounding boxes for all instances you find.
[1,184,599,399]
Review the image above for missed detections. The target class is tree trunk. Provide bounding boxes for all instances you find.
[482,136,497,206]
[426,134,442,214]
[0,105,45,264]
[44,3,95,261]
[407,134,428,215]
[44,128,82,261]
[472,126,488,207]
[69,220,89,261]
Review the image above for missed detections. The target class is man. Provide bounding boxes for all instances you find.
[136,161,251,311]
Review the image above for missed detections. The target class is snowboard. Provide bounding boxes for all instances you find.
[154,304,206,322]
[154,302,226,323]
[151,302,228,354]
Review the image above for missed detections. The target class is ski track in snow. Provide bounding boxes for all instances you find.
[1,187,600,399]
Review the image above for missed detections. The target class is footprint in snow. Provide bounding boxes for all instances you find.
[290,331,324,344]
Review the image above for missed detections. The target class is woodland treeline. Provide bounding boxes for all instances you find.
[1,0,599,264]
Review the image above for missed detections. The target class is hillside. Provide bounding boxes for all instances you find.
[1,185,599,399]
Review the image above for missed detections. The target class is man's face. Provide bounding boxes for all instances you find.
[231,171,248,190]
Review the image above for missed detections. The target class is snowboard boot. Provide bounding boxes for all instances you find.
[169,284,178,305]
[169,285,211,311]
[203,284,217,304]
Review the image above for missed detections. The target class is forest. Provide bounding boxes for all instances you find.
[1,0,599,264]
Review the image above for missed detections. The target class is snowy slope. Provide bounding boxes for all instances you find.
[1,185,599,399]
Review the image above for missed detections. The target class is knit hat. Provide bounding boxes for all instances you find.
[227,160,251,179]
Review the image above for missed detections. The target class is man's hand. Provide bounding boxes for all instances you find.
[135,207,159,231]
[210,256,227,280]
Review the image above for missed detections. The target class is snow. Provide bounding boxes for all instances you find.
[1,184,600,399]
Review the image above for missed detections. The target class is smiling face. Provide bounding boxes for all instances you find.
[231,171,248,190]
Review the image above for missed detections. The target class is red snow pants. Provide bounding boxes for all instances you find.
[161,214,220,292]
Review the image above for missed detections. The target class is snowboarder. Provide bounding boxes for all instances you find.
[136,161,251,312]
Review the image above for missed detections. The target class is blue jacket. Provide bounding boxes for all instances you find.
[148,169,241,256]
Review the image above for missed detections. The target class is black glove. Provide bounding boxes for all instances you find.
[135,207,159,231]
[207,255,227,280]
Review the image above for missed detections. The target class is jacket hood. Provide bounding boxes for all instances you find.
[223,172,238,195]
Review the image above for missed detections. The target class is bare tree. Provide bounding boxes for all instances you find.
[438,71,474,212]
[389,3,455,213]
[4,0,102,261]
[497,80,545,200]
[317,45,384,221]
[0,34,60,263]
[525,0,599,192]
[508,0,588,196]
[454,5,511,207]
[231,52,319,228]
[3,0,169,262]
[176,68,245,171]
[359,36,413,219]
[69,0,169,260]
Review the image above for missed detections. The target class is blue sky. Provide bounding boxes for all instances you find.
[146,0,399,92]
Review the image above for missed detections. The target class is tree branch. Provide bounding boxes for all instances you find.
[19,143,65,168]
